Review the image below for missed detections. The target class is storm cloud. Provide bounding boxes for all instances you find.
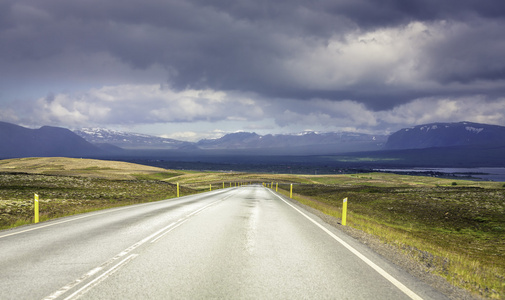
[1,0,504,138]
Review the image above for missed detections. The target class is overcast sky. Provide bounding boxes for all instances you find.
[1,0,505,141]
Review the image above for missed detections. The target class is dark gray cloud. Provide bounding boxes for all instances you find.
[423,19,505,84]
[1,0,505,134]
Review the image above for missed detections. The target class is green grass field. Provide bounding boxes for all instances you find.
[1,158,503,298]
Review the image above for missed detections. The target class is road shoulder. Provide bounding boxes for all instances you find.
[276,191,479,300]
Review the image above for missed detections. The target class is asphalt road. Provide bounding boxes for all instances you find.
[0,185,448,299]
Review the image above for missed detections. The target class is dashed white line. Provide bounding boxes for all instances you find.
[62,254,138,300]
[43,267,104,300]
[43,197,227,300]
[150,219,188,243]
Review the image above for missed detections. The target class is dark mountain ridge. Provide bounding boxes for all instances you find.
[0,122,104,158]
[385,121,505,150]
[196,131,386,153]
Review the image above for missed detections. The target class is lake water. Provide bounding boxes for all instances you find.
[375,167,505,182]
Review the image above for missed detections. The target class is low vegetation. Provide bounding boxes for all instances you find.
[0,158,195,229]
[1,158,504,298]
[276,173,505,299]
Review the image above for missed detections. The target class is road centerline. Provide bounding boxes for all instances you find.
[42,196,227,300]
[62,254,139,300]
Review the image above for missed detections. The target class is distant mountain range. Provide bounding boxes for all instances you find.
[2,121,505,168]
[74,128,387,154]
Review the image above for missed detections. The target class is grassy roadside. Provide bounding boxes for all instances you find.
[0,158,201,230]
[274,173,505,299]
[0,173,200,230]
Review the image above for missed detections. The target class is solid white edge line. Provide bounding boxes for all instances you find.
[1,189,232,239]
[0,201,157,239]
[267,189,424,300]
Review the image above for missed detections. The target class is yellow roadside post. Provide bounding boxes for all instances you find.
[210,184,212,191]
[276,183,278,192]
[290,184,293,198]
[342,198,348,226]
[223,182,225,189]
[34,193,39,223]
[177,183,180,197]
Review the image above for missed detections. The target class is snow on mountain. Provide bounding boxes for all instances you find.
[75,126,389,154]
[385,121,505,150]
[197,131,387,153]
[465,126,484,134]
[74,128,193,150]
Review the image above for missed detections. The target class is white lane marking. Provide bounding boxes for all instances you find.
[62,254,138,300]
[151,194,233,244]
[267,189,424,300]
[0,202,159,239]
[0,190,234,239]
[43,267,104,300]
[44,197,227,299]
[150,219,188,243]
[187,199,223,217]
[0,207,125,239]
[43,219,186,300]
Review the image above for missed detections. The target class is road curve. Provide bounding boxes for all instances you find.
[0,186,448,299]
